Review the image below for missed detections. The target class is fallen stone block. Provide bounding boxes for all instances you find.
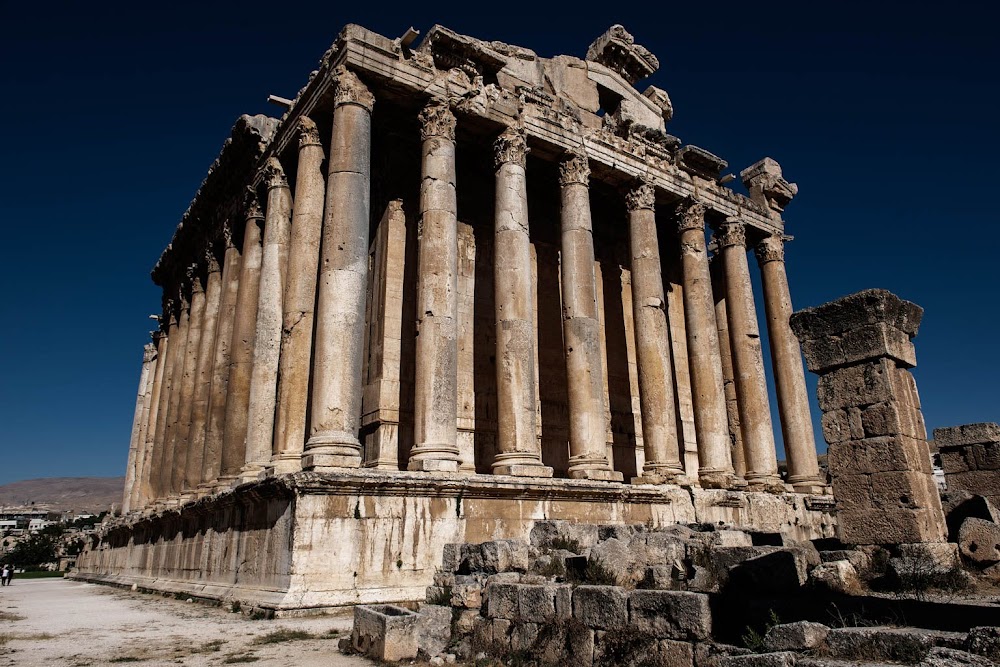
[352,604,420,662]
[959,518,1000,564]
[417,604,452,657]
[529,520,599,551]
[451,580,483,609]
[943,494,999,542]
[716,652,798,667]
[920,646,995,666]
[694,642,754,667]
[573,585,628,630]
[533,617,594,667]
[825,627,935,663]
[480,539,531,573]
[764,621,831,651]
[517,584,556,622]
[511,620,539,653]
[810,560,861,594]
[485,582,519,619]
[728,549,808,593]
[628,590,711,640]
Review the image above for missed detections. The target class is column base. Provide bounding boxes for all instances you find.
[407,443,460,473]
[238,465,268,484]
[302,452,362,471]
[698,468,737,489]
[269,453,304,475]
[632,463,685,485]
[788,474,827,495]
[407,458,460,473]
[567,454,623,482]
[195,482,218,498]
[302,431,363,471]
[493,463,554,478]
[745,473,786,494]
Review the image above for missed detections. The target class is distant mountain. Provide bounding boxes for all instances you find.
[0,477,124,513]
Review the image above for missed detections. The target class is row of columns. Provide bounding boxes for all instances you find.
[124,67,824,512]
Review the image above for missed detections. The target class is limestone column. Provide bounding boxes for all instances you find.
[170,266,207,498]
[219,204,264,485]
[201,227,242,490]
[710,259,746,478]
[148,309,177,502]
[123,343,156,512]
[675,201,733,488]
[131,338,160,509]
[242,159,292,481]
[756,235,824,493]
[558,151,622,482]
[491,127,552,477]
[716,220,781,491]
[303,68,374,471]
[138,330,168,507]
[157,296,190,501]
[183,249,222,494]
[407,100,461,473]
[271,118,325,474]
[625,179,684,483]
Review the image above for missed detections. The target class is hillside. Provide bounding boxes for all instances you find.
[0,477,124,513]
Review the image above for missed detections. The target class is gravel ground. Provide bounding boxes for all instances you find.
[0,578,373,666]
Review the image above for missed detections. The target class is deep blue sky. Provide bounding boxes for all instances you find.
[1,2,997,485]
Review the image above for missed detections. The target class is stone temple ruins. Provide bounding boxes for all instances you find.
[74,26,999,647]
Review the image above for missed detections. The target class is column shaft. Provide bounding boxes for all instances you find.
[710,262,746,478]
[558,152,622,482]
[243,160,292,480]
[303,68,374,470]
[409,100,461,473]
[170,271,206,498]
[626,180,683,483]
[717,221,781,491]
[184,253,222,494]
[757,235,824,492]
[138,331,168,507]
[676,202,734,488]
[271,119,325,473]
[123,343,156,512]
[157,304,190,500]
[491,127,551,477]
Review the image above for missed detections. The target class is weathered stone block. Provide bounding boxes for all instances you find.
[695,642,753,667]
[728,549,808,593]
[534,618,594,667]
[511,621,539,653]
[829,437,929,476]
[939,447,974,474]
[809,560,861,594]
[517,584,556,622]
[816,360,895,411]
[529,520,599,550]
[440,543,461,572]
[628,590,711,640]
[352,604,420,662]
[838,507,946,545]
[554,585,573,619]
[966,626,1000,661]
[716,653,797,667]
[480,539,531,573]
[934,423,1000,448]
[958,518,1000,564]
[825,627,935,663]
[573,585,628,630]
[417,604,452,657]
[453,608,479,635]
[921,646,995,667]
[764,621,830,651]
[486,582,519,619]
[451,580,483,608]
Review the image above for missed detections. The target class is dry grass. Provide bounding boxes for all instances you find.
[0,611,25,621]
[251,629,314,645]
[0,632,56,645]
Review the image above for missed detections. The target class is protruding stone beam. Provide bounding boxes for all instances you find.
[271,118,325,474]
[183,249,222,495]
[408,99,462,473]
[218,201,264,487]
[171,265,207,500]
[156,293,190,501]
[716,220,781,492]
[303,67,374,471]
[558,151,622,482]
[123,342,157,512]
[625,178,683,484]
[137,329,168,508]
[740,157,798,219]
[200,224,242,491]
[242,159,292,482]
[491,126,552,478]
[675,200,734,488]
[755,235,824,493]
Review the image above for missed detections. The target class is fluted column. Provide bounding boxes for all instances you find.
[625,179,683,483]
[408,100,461,473]
[170,266,206,499]
[676,201,734,488]
[558,152,622,482]
[242,159,292,481]
[756,235,824,493]
[123,343,157,512]
[218,204,264,486]
[138,330,168,508]
[491,127,552,477]
[716,220,781,491]
[183,249,222,494]
[303,68,374,471]
[157,298,190,501]
[271,119,325,474]
[201,228,242,489]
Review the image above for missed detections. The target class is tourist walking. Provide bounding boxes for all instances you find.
[1,564,12,586]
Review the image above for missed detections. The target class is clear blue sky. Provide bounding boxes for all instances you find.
[1,2,997,485]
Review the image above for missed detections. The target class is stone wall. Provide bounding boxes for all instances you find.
[934,423,1000,506]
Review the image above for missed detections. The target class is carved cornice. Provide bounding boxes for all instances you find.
[298,117,321,148]
[754,234,785,265]
[419,100,456,142]
[265,157,288,190]
[625,178,655,212]
[740,157,798,215]
[494,126,528,169]
[716,220,747,249]
[676,200,706,233]
[333,66,374,112]
[558,151,591,187]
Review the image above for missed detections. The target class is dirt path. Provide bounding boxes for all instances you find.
[0,578,373,667]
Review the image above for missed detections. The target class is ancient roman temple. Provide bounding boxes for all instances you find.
[76,24,843,613]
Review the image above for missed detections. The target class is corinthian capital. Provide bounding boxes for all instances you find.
[754,235,785,265]
[625,178,655,212]
[265,157,288,190]
[675,199,706,233]
[715,219,747,249]
[245,188,264,221]
[419,99,456,142]
[494,126,528,169]
[558,151,591,187]
[298,116,321,148]
[204,246,221,274]
[333,66,375,112]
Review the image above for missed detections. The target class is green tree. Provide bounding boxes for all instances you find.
[2,534,57,569]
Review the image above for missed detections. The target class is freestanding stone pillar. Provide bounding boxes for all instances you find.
[675,201,733,488]
[558,151,622,482]
[491,127,552,478]
[716,220,781,492]
[791,289,947,546]
[201,228,242,490]
[137,330,168,507]
[755,235,824,493]
[170,267,207,499]
[219,205,264,486]
[183,250,222,494]
[271,118,325,474]
[303,68,373,471]
[242,159,292,481]
[123,342,157,512]
[407,100,461,473]
[625,179,683,483]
